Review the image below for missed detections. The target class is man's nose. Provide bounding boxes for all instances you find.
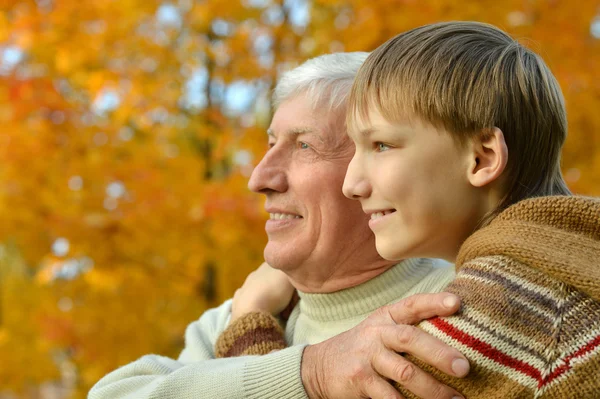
[248,148,288,194]
[342,154,371,200]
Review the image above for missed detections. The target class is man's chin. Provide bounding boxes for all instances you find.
[264,245,305,273]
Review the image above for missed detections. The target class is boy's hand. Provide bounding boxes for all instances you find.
[231,262,296,322]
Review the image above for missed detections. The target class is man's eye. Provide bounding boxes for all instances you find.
[268,142,275,149]
[299,142,310,149]
[375,142,390,152]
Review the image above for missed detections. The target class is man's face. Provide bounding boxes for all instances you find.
[343,108,483,261]
[248,94,376,273]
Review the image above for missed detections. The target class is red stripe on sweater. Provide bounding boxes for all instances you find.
[430,318,600,389]
[429,317,542,382]
[543,334,600,386]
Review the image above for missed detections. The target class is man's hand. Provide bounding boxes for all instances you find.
[301,292,468,399]
[231,262,296,321]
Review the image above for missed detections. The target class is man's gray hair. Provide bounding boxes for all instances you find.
[273,52,369,112]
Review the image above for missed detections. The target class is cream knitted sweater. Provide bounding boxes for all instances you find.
[88,258,454,399]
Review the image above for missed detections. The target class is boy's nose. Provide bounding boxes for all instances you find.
[342,155,371,200]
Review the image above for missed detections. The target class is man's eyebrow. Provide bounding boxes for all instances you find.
[287,127,314,136]
[267,127,324,141]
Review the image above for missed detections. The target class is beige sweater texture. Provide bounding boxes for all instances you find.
[88,258,454,398]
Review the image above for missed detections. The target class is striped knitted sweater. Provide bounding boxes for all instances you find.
[215,196,600,398]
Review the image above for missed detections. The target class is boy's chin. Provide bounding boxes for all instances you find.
[375,240,406,262]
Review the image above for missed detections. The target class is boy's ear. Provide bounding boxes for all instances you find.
[467,127,508,188]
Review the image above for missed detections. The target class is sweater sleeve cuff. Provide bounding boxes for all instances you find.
[243,344,309,399]
[215,311,286,358]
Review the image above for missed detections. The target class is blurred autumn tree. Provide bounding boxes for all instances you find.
[0,0,598,398]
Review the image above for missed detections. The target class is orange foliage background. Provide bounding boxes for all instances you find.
[0,1,598,397]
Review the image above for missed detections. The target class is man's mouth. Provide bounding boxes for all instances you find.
[269,213,302,220]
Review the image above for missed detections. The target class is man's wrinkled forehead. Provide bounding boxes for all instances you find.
[268,96,350,148]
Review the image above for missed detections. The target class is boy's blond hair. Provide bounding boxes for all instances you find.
[349,21,570,220]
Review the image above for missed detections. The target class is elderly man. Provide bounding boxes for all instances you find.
[89,52,469,399]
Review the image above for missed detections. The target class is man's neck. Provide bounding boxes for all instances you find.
[287,260,396,293]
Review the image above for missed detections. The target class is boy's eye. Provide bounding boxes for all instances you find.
[375,142,390,152]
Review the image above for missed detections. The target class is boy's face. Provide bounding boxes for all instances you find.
[343,108,486,262]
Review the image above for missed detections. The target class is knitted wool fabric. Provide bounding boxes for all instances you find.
[217,196,600,398]
[399,196,600,398]
[215,311,286,358]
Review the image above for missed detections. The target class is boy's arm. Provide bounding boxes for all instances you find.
[397,256,600,398]
[214,262,296,358]
[215,311,287,357]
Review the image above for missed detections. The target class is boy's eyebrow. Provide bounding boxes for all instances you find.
[359,126,410,138]
[359,127,377,137]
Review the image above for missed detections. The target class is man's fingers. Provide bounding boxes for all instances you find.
[381,324,470,378]
[361,373,405,399]
[387,293,461,325]
[372,350,464,399]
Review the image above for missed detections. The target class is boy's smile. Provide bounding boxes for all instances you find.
[343,108,487,262]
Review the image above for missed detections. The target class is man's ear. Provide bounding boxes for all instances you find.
[467,127,508,188]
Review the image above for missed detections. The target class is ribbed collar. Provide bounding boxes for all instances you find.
[297,258,434,322]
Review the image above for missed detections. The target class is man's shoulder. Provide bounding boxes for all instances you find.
[429,258,454,270]
[178,299,233,362]
[407,258,455,295]
[187,298,233,337]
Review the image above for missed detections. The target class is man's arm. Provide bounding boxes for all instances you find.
[89,346,308,399]
[88,300,308,399]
